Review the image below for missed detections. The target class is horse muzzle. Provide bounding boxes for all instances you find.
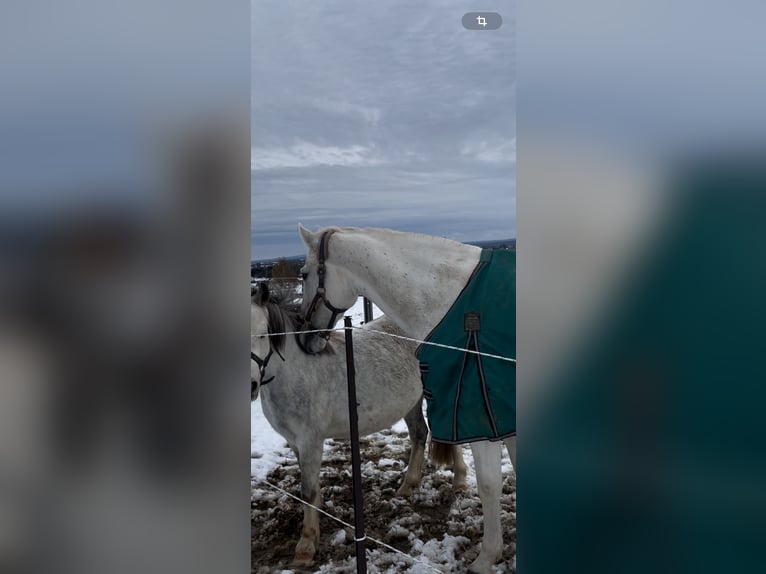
[299,330,329,354]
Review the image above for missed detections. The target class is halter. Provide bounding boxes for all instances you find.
[301,230,347,338]
[250,341,285,397]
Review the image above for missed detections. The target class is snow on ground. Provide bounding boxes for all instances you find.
[251,297,515,572]
[251,398,292,481]
[251,425,516,573]
[332,296,384,330]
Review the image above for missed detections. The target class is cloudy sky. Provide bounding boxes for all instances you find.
[251,0,515,259]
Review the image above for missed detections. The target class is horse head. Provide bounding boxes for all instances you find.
[251,282,285,400]
[297,224,357,353]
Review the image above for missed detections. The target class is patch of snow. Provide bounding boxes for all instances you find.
[331,529,347,546]
[411,533,471,568]
[332,296,383,329]
[391,419,408,434]
[251,396,292,481]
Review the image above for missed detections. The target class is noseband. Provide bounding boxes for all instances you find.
[301,230,346,338]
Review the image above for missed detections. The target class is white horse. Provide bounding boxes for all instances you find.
[250,283,466,566]
[297,225,516,574]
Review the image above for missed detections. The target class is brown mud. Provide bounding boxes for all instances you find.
[252,429,515,573]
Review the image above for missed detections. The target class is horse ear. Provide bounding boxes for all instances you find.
[252,282,269,305]
[258,282,270,305]
[298,223,317,249]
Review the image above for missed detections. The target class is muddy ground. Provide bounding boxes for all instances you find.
[251,428,516,573]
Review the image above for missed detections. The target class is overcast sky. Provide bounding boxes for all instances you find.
[251,0,515,259]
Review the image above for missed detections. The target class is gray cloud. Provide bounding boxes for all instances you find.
[251,142,385,170]
[252,0,515,259]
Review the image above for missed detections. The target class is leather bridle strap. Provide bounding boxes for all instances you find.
[302,230,346,337]
[250,345,285,389]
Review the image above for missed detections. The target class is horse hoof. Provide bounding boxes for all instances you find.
[452,481,468,492]
[468,554,495,574]
[396,483,416,497]
[291,553,314,567]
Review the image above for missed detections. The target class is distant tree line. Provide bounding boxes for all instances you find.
[250,258,302,308]
[251,257,304,280]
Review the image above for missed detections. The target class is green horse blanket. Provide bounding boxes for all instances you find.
[417,248,516,444]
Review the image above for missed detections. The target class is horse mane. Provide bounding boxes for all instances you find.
[251,284,306,355]
[252,287,287,354]
[314,225,473,252]
[252,281,343,356]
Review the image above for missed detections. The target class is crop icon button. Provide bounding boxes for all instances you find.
[462,12,503,30]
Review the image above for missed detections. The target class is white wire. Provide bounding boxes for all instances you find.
[255,479,446,573]
[250,327,345,339]
[253,325,516,363]
[353,326,516,364]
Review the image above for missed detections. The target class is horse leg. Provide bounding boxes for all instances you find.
[504,435,517,473]
[468,440,503,574]
[292,439,323,566]
[397,400,428,496]
[452,445,468,491]
[502,436,517,574]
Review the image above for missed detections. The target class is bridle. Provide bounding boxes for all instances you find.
[301,230,347,340]
[250,338,285,398]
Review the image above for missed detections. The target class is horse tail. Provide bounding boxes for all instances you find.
[430,440,454,466]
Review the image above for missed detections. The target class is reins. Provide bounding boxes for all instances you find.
[301,230,346,338]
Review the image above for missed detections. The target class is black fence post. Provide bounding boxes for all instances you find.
[343,316,367,574]
[362,297,373,324]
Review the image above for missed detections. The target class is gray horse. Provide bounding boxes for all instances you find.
[251,283,466,566]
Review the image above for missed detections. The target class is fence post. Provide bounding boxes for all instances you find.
[343,316,367,574]
[362,297,373,323]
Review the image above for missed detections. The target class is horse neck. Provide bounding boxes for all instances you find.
[269,309,302,377]
[273,310,340,382]
[334,228,481,340]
